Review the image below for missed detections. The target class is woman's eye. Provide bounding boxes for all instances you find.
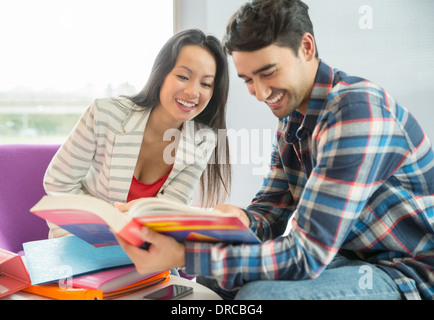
[176,75,188,81]
[201,82,213,88]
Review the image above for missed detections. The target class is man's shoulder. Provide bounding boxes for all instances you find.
[327,68,388,108]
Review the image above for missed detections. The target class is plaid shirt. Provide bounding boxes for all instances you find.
[185,61,434,300]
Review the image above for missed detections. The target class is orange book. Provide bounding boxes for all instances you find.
[24,283,103,300]
[22,270,170,300]
[103,271,170,300]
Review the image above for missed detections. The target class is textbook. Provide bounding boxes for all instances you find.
[23,270,170,300]
[23,236,133,285]
[23,283,103,300]
[0,249,31,298]
[102,270,170,300]
[30,195,261,247]
[72,266,168,293]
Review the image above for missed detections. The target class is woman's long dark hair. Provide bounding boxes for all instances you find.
[127,29,231,207]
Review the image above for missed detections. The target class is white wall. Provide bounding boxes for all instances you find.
[174,0,434,207]
[175,0,275,207]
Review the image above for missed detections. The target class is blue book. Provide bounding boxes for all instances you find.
[23,236,133,285]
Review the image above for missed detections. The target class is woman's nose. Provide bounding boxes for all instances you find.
[184,83,200,99]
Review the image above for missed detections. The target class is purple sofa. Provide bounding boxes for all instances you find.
[0,144,59,253]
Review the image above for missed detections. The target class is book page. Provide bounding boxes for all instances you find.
[128,197,229,218]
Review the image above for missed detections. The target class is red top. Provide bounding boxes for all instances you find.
[127,172,170,202]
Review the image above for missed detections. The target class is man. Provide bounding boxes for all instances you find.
[117,0,434,300]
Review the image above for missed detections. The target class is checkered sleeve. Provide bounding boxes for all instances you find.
[244,119,299,240]
[185,83,418,290]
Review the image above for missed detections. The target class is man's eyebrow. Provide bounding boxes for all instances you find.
[238,63,277,78]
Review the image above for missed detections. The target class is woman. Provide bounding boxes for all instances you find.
[44,29,231,238]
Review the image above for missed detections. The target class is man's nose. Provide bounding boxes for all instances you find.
[253,81,270,102]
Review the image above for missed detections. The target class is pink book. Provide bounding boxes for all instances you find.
[0,248,31,298]
[72,266,160,293]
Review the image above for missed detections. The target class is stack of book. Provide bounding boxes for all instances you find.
[1,236,170,300]
[23,266,170,300]
[2,195,260,300]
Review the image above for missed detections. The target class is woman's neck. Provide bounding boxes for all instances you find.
[146,106,183,139]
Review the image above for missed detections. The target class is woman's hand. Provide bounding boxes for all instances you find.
[114,199,141,213]
[115,226,186,275]
[214,204,250,227]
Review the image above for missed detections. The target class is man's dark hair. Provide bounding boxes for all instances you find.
[223,0,318,58]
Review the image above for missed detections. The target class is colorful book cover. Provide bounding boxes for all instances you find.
[132,214,260,243]
[30,195,261,248]
[23,236,133,285]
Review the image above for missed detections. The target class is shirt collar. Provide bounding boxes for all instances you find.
[285,61,335,143]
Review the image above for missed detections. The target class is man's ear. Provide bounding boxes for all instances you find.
[299,32,316,61]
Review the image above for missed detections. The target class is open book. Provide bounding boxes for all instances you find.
[30,195,260,247]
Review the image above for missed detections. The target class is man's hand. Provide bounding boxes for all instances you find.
[214,204,250,227]
[115,227,185,275]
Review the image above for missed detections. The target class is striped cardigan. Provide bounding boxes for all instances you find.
[44,97,216,237]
